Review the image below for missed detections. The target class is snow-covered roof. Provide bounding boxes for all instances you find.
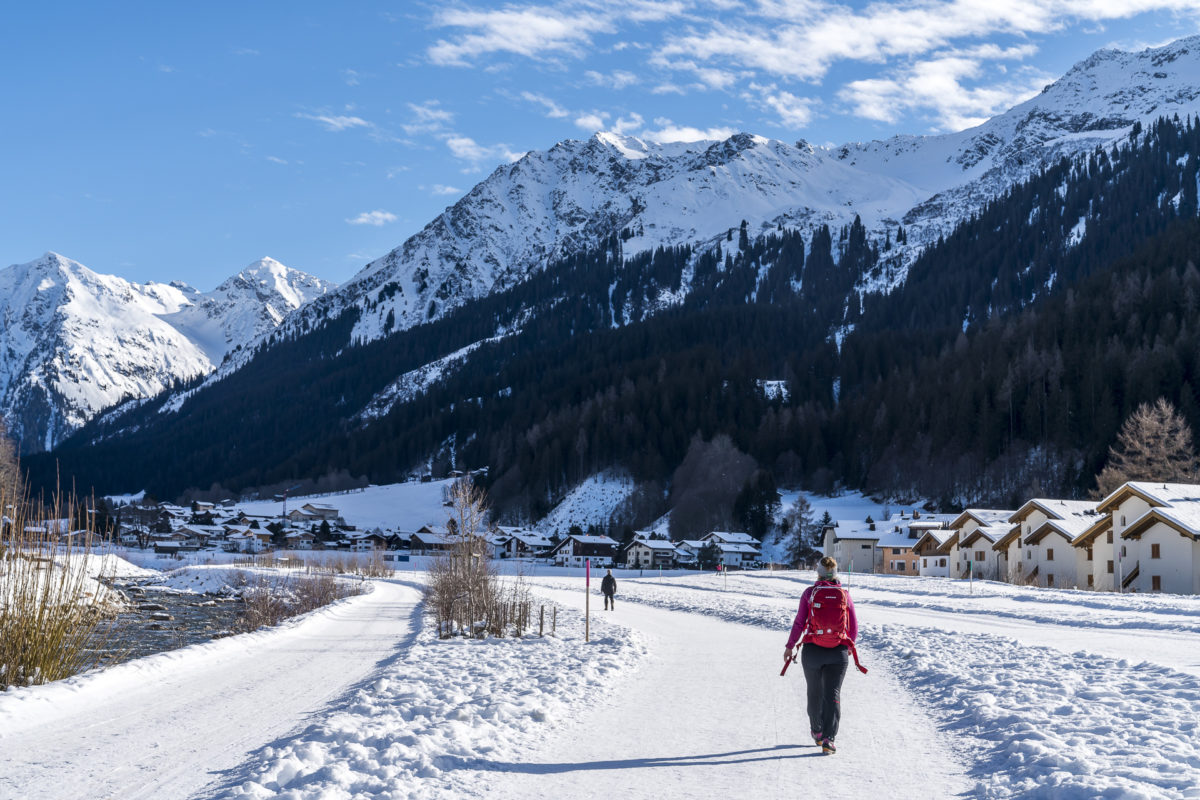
[508,532,553,547]
[874,530,918,548]
[1124,501,1200,540]
[1098,481,1200,513]
[828,520,883,541]
[629,538,679,552]
[960,523,1012,546]
[706,531,757,544]
[713,542,760,554]
[950,509,1015,529]
[567,534,620,546]
[1012,498,1096,523]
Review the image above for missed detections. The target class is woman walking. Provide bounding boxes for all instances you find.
[783,556,866,755]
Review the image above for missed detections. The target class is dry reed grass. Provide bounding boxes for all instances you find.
[0,487,119,689]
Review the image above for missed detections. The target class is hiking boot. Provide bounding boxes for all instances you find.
[811,731,823,746]
[821,738,836,755]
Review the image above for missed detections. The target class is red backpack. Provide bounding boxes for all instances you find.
[806,583,851,648]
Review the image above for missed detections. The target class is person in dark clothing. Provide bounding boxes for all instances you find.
[784,556,859,755]
[601,569,617,610]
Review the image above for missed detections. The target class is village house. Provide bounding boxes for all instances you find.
[701,531,761,568]
[1022,505,1098,589]
[347,531,387,551]
[497,530,554,559]
[1097,482,1200,594]
[546,534,620,568]
[285,529,317,549]
[410,528,454,554]
[1003,499,1097,586]
[301,503,342,523]
[671,540,701,566]
[912,529,956,577]
[822,519,881,572]
[950,509,1015,581]
[624,537,679,569]
[1069,514,1113,590]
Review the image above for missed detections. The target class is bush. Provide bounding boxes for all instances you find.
[425,480,533,638]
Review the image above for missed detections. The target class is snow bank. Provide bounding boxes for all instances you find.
[879,625,1200,799]
[576,574,1200,800]
[207,588,646,799]
[538,473,636,536]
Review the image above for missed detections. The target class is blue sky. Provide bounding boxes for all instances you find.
[3,1,1199,287]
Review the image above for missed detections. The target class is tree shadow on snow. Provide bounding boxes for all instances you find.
[443,744,822,774]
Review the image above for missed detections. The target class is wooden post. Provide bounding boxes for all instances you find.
[539,605,545,637]
[552,606,557,636]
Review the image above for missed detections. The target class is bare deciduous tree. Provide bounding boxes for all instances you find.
[1094,398,1200,498]
[0,418,20,500]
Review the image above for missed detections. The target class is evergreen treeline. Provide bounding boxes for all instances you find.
[25,115,1200,521]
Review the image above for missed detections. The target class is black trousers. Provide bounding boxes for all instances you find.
[603,592,614,609]
[800,643,849,740]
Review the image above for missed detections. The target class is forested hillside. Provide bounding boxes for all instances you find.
[29,116,1200,524]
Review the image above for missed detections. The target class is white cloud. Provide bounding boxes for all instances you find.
[430,184,463,195]
[584,69,640,89]
[232,47,260,56]
[296,113,372,132]
[403,101,455,135]
[652,0,1200,85]
[428,6,614,65]
[445,135,524,165]
[575,112,609,131]
[521,91,570,118]
[754,86,817,129]
[642,120,735,142]
[266,156,288,164]
[838,52,1049,131]
[347,210,399,226]
[342,69,360,86]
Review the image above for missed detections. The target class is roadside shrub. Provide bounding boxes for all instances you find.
[425,480,532,638]
[233,573,363,633]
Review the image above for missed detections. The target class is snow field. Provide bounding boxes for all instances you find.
[567,573,1200,800]
[206,580,647,800]
[883,625,1200,799]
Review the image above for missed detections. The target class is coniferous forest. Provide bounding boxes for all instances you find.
[27,115,1200,525]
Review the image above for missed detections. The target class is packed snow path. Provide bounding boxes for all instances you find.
[0,581,422,800]
[444,585,971,799]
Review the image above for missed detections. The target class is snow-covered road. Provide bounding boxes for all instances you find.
[444,585,971,800]
[0,581,422,800]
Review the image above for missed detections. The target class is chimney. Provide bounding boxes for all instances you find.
[913,510,921,519]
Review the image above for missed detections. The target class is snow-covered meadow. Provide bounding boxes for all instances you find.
[4,557,1200,799]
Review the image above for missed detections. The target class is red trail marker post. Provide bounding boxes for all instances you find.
[585,558,591,643]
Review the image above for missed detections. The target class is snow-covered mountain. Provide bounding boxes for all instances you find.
[0,253,334,451]
[270,35,1200,349]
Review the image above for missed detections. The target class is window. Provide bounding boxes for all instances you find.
[1047,574,1054,587]
[1152,575,1162,591]
[939,558,946,567]
[862,544,871,550]
[1087,574,1094,587]
[897,562,905,572]
[1107,531,1113,544]
[1121,515,1126,526]
[1046,548,1054,561]
[892,548,901,555]
[976,550,985,561]
[1151,543,1161,559]
[1107,560,1114,574]
[1087,547,1093,561]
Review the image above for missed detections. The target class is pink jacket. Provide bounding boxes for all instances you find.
[785,579,858,650]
